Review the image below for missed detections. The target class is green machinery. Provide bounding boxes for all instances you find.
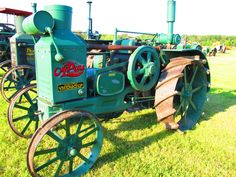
[7,0,210,176]
[0,11,15,74]
[0,6,37,102]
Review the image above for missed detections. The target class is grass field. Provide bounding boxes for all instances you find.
[0,50,236,177]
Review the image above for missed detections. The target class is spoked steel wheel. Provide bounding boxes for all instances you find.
[27,110,103,177]
[155,56,209,131]
[0,60,11,75]
[7,84,39,138]
[0,65,35,102]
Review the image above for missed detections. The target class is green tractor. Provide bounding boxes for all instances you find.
[7,0,210,176]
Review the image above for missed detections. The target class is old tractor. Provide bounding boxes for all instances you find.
[0,10,15,74]
[0,6,37,102]
[7,0,210,176]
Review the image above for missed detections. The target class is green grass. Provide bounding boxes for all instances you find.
[0,50,236,177]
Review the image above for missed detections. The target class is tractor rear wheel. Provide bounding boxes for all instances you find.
[154,56,209,131]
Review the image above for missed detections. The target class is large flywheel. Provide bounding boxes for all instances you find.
[154,56,209,131]
[127,46,160,91]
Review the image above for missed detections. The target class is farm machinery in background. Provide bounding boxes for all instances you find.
[0,6,37,102]
[0,12,15,73]
[2,0,210,176]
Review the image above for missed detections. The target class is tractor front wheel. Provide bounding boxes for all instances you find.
[27,110,103,177]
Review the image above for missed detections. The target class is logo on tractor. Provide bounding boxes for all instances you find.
[54,61,85,77]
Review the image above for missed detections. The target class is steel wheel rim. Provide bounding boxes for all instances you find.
[127,46,160,91]
[7,84,39,138]
[27,110,103,177]
[0,65,35,102]
[0,59,11,74]
[175,61,207,130]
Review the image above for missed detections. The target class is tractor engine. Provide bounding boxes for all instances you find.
[23,5,87,105]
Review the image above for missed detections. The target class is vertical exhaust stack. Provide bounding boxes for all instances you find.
[31,3,37,13]
[167,0,176,36]
[156,0,181,45]
[87,1,93,39]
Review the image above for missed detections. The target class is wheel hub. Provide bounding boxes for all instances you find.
[145,62,156,76]
[57,135,82,161]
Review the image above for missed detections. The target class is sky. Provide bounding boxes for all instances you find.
[0,0,235,36]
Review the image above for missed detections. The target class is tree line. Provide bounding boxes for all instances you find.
[75,32,236,47]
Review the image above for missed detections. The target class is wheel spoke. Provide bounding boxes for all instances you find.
[65,119,71,136]
[135,68,145,76]
[81,140,96,148]
[13,115,28,122]
[8,91,18,100]
[21,119,33,135]
[189,99,197,111]
[35,147,58,156]
[35,156,60,172]
[140,75,147,86]
[1,67,7,72]
[175,101,184,116]
[15,104,29,111]
[79,124,95,134]
[35,120,39,131]
[23,92,34,105]
[30,89,37,94]
[47,131,63,143]
[54,160,64,177]
[69,158,73,174]
[147,52,152,62]
[24,69,30,79]
[190,65,199,86]
[3,86,15,90]
[74,117,84,137]
[15,70,23,81]
[80,127,98,140]
[183,68,187,85]
[6,81,13,89]
[192,86,202,93]
[138,56,147,66]
[77,153,90,164]
[18,95,23,104]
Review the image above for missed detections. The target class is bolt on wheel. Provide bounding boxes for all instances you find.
[27,110,103,177]
[0,65,35,102]
[7,84,39,138]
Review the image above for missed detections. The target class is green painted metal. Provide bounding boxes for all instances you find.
[96,71,124,96]
[10,16,35,67]
[23,5,87,104]
[167,0,176,35]
[44,5,72,30]
[22,10,54,34]
[127,46,160,91]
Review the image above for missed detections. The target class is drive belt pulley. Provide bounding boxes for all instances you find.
[127,46,161,91]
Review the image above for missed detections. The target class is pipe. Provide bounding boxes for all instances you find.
[31,3,37,13]
[87,1,93,39]
[87,43,161,51]
[167,0,176,35]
